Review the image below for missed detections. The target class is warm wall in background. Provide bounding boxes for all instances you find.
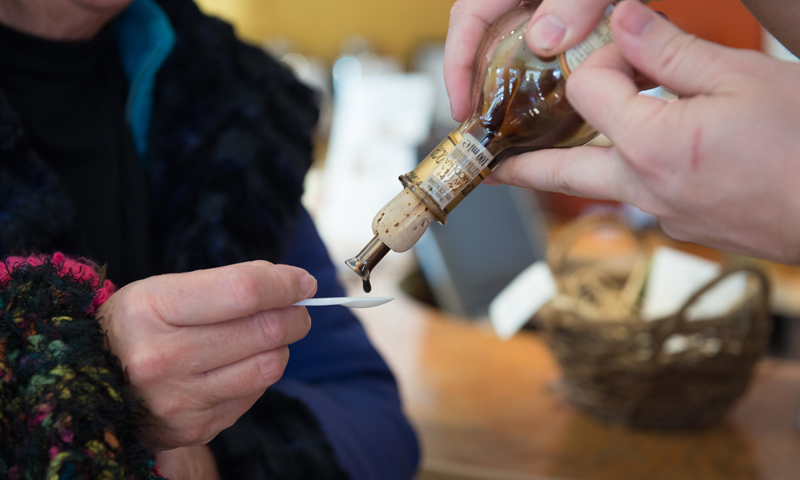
[195,0,454,64]
[195,0,762,66]
[653,0,762,50]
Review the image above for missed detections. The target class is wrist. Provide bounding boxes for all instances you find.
[155,445,222,480]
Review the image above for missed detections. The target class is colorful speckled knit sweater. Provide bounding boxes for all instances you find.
[0,253,165,479]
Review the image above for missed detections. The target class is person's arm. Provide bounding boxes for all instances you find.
[1,250,320,477]
[156,445,222,480]
[739,0,800,56]
[0,253,165,479]
[209,207,421,480]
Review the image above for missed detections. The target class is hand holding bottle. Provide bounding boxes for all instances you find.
[445,0,617,121]
[486,0,800,263]
[349,0,604,286]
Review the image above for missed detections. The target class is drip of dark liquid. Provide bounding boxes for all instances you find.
[346,237,387,294]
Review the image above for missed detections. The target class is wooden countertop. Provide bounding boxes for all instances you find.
[351,275,800,480]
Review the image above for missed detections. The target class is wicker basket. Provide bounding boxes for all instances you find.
[536,215,772,430]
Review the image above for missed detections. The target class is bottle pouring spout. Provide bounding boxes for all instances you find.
[345,235,390,293]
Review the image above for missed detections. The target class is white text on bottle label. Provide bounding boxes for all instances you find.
[420,133,494,211]
[559,3,615,76]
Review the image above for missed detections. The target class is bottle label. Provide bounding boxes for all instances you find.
[419,132,494,212]
[558,3,616,77]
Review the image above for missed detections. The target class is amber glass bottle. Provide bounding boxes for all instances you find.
[348,1,636,292]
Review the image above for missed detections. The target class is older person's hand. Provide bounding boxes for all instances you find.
[98,261,316,450]
[487,0,800,263]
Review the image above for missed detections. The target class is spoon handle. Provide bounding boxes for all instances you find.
[294,297,394,308]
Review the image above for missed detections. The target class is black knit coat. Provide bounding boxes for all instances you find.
[0,0,350,478]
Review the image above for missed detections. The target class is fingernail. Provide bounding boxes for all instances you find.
[528,14,566,52]
[300,274,317,297]
[620,2,656,36]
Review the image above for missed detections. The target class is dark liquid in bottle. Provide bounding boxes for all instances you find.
[476,59,595,165]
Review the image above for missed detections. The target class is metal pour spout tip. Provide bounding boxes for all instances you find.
[344,257,369,282]
[345,236,390,293]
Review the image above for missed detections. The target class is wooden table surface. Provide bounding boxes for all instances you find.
[351,274,800,480]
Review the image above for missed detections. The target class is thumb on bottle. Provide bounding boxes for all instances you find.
[610,0,732,97]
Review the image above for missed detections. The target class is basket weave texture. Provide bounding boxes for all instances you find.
[537,215,772,430]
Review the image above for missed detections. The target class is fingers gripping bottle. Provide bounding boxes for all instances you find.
[347,0,651,292]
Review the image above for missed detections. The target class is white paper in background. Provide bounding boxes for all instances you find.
[684,271,749,321]
[313,73,435,265]
[641,246,748,321]
[489,261,557,340]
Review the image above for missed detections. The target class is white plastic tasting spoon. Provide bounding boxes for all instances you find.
[294,297,394,308]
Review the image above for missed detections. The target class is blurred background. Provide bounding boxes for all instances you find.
[194,0,798,324]
[193,2,800,479]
